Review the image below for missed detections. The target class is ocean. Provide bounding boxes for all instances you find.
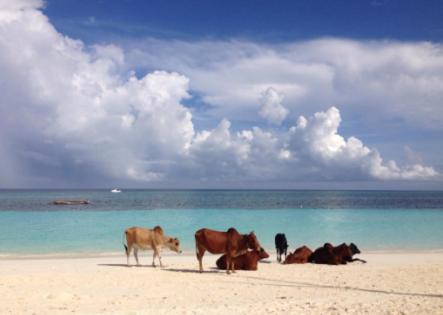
[0,190,442,256]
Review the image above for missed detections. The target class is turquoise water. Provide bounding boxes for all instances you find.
[0,190,442,255]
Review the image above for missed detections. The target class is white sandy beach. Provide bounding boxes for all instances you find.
[1,252,442,314]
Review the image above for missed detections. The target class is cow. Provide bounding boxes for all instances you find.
[195,227,262,274]
[123,226,182,267]
[216,247,269,271]
[309,242,366,265]
[283,245,313,264]
[274,233,288,263]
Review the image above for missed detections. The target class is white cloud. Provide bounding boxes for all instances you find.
[126,38,443,130]
[0,1,194,184]
[259,87,288,125]
[286,107,437,180]
[0,0,439,187]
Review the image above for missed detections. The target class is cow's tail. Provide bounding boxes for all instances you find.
[122,231,128,256]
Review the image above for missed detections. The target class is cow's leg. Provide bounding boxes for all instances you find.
[152,250,157,267]
[276,250,281,263]
[156,246,164,267]
[126,245,132,266]
[226,256,230,274]
[196,245,205,273]
[226,254,232,274]
[134,248,140,266]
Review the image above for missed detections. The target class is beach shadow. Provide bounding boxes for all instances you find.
[163,268,222,274]
[234,275,443,299]
[97,264,156,268]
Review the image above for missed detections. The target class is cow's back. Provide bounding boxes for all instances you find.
[125,226,158,249]
[309,245,340,265]
[195,228,229,254]
[216,251,258,271]
[284,246,312,264]
[275,233,287,249]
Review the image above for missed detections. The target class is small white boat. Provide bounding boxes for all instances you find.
[111,188,122,193]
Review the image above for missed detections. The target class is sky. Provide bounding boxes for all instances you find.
[0,0,442,189]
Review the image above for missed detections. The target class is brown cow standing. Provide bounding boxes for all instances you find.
[309,242,366,265]
[195,227,261,274]
[124,226,182,267]
[216,248,269,271]
[283,245,313,264]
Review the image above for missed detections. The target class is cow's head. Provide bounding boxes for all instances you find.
[167,237,182,254]
[258,247,270,259]
[247,231,261,252]
[323,243,334,250]
[349,243,361,255]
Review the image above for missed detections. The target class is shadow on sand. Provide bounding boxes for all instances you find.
[97,264,222,273]
[233,275,443,299]
[96,263,442,299]
[163,267,222,274]
[97,264,156,268]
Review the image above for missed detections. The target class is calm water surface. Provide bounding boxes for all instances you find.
[0,190,442,255]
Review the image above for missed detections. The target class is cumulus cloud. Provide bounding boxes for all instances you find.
[184,106,437,182]
[126,38,443,130]
[0,0,439,187]
[286,107,437,180]
[0,0,194,184]
[259,88,288,125]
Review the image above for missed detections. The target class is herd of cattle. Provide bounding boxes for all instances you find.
[123,226,366,273]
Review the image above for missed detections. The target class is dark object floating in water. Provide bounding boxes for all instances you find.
[52,200,90,205]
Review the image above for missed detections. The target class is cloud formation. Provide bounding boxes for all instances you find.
[0,0,439,187]
[126,38,443,130]
[259,88,288,125]
[286,107,437,180]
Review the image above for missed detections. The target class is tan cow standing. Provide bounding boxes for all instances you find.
[123,226,182,267]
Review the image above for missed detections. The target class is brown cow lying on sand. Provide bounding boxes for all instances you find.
[123,226,182,267]
[195,227,262,274]
[216,247,269,271]
[283,245,313,264]
[309,242,366,265]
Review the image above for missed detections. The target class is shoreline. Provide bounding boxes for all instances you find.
[2,248,443,260]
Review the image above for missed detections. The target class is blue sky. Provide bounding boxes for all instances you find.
[0,0,442,188]
[44,0,443,42]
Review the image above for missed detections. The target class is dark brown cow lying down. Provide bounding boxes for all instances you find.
[216,248,269,271]
[283,246,313,264]
[309,243,366,265]
[195,227,261,274]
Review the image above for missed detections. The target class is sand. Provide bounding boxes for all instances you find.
[1,252,442,314]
